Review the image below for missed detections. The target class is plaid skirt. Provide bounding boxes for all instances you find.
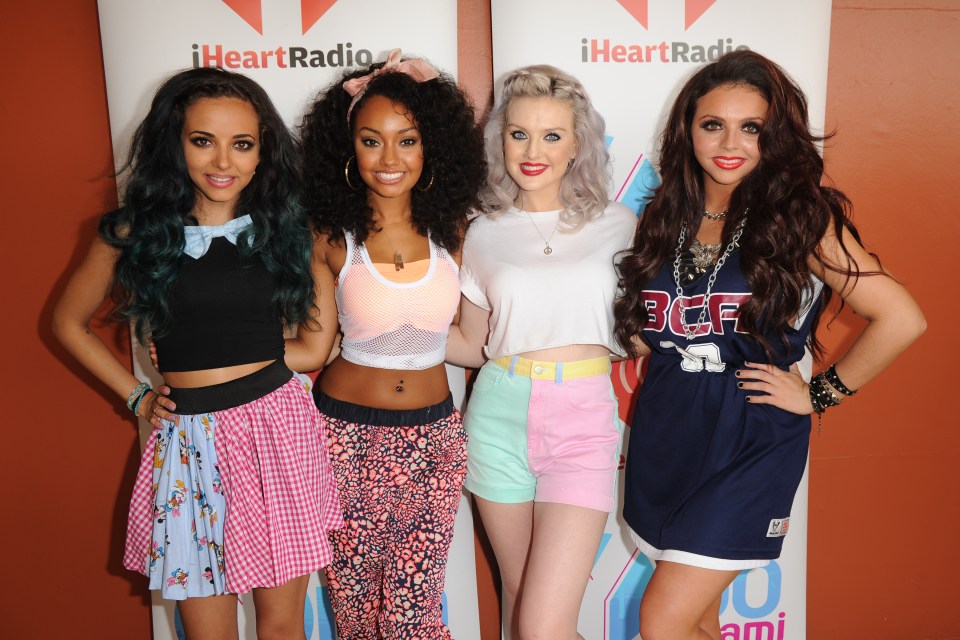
[122,361,343,599]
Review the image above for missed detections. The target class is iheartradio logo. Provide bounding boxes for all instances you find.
[221,0,339,34]
[616,0,719,30]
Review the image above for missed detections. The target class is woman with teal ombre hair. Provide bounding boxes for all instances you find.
[53,67,342,639]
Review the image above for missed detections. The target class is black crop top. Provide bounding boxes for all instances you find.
[153,237,284,372]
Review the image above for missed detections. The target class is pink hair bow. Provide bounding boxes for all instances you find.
[343,49,440,124]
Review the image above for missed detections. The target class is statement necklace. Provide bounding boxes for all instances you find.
[703,209,728,220]
[672,212,747,340]
[689,238,723,272]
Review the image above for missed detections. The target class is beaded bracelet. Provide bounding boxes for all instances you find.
[126,382,151,411]
[131,387,152,418]
[824,364,857,396]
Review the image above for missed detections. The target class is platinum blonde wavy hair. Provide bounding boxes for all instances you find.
[483,65,611,229]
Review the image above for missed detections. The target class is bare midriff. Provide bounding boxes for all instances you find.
[163,359,278,388]
[319,358,450,410]
[517,343,611,363]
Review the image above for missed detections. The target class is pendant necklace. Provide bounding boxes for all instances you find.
[378,222,405,271]
[672,212,748,340]
[518,195,561,255]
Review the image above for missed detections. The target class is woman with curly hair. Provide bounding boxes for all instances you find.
[446,65,638,639]
[297,50,485,638]
[613,50,925,639]
[53,67,342,639]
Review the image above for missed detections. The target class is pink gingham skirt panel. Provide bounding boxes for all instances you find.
[123,373,343,599]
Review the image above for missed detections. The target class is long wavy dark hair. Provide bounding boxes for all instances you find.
[615,50,866,360]
[100,67,313,343]
[298,59,486,251]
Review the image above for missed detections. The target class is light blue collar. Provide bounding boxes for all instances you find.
[182,214,254,259]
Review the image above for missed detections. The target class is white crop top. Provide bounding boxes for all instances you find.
[336,230,460,370]
[460,202,638,359]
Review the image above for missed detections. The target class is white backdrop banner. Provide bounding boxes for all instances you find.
[491,1,832,638]
[97,1,478,638]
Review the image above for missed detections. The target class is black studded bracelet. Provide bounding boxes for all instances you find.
[809,372,841,415]
[824,364,858,397]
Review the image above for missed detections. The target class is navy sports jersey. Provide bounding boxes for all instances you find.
[623,250,820,565]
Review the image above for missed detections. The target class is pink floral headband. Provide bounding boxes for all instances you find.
[343,48,440,126]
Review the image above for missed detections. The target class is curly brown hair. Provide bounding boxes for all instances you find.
[298,60,486,252]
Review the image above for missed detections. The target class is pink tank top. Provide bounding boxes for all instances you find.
[336,231,460,370]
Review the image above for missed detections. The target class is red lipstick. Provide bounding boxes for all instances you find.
[711,156,746,170]
[519,163,548,176]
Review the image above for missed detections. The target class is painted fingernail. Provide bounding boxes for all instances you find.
[745,396,752,402]
[735,370,742,377]
[737,382,743,389]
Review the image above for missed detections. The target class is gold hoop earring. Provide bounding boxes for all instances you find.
[417,169,435,193]
[344,156,359,191]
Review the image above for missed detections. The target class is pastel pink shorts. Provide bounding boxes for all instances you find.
[463,355,623,512]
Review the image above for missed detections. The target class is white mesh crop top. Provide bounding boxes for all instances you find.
[336,230,460,370]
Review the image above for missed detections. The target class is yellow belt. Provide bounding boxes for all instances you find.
[491,355,611,381]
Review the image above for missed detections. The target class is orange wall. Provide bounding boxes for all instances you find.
[1,2,152,638]
[5,1,956,638]
[810,1,959,637]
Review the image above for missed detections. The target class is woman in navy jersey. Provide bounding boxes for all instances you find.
[297,50,485,638]
[54,67,341,639]
[614,50,925,640]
